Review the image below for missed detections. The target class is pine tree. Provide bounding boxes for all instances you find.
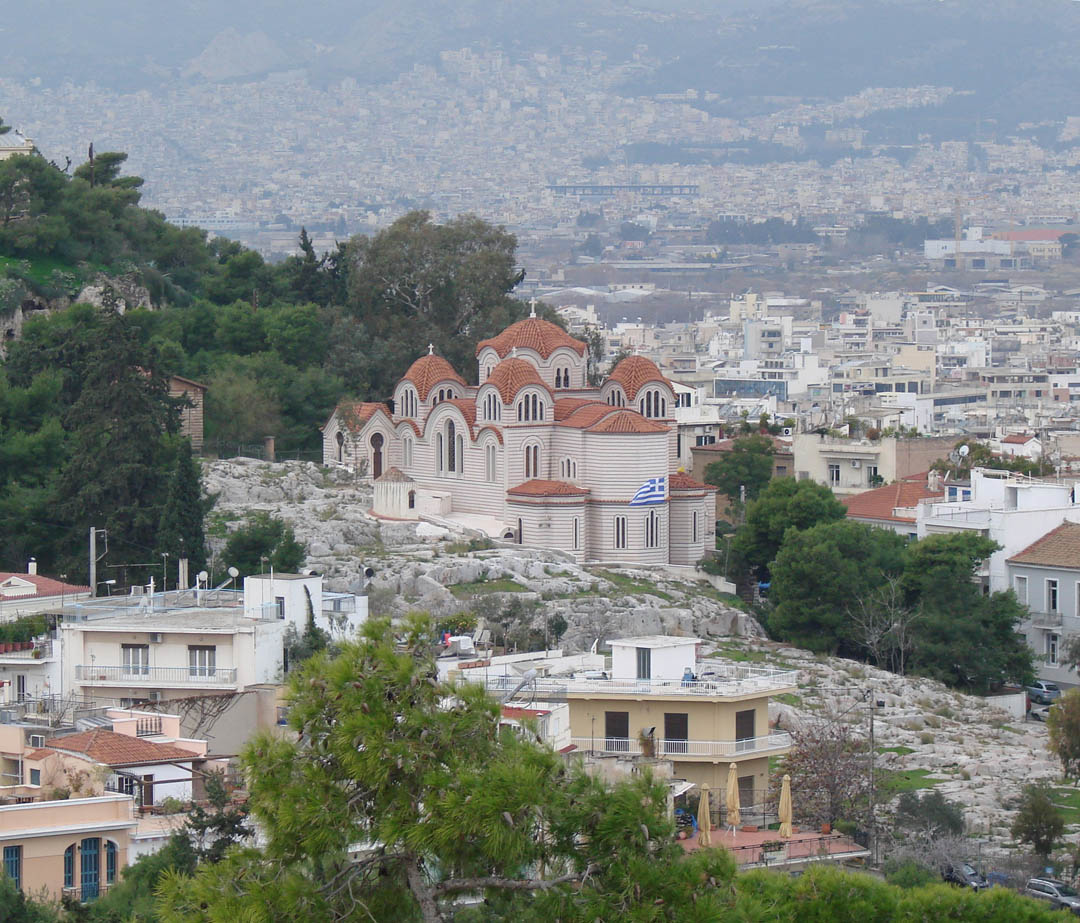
[157,439,208,586]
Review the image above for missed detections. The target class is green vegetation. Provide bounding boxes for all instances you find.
[877,769,945,798]
[0,614,48,644]
[877,746,916,756]
[703,434,774,506]
[593,569,674,602]
[1047,688,1080,780]
[1050,787,1080,825]
[220,512,305,580]
[1012,782,1066,858]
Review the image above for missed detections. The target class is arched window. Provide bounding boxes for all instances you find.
[645,510,661,549]
[436,433,444,473]
[573,518,580,550]
[524,443,540,479]
[692,511,699,543]
[403,435,413,469]
[408,490,416,510]
[486,443,498,482]
[64,844,74,889]
[446,420,457,474]
[81,836,100,900]
[555,368,563,389]
[370,432,384,479]
[614,516,627,550]
[456,433,464,475]
[335,429,344,463]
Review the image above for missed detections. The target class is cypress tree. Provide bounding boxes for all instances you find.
[157,439,207,586]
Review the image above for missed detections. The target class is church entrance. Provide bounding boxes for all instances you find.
[370,433,384,479]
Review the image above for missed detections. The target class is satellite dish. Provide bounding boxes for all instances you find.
[228,566,240,578]
[958,445,970,458]
[197,570,208,583]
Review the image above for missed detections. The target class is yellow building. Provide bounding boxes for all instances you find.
[477,636,795,810]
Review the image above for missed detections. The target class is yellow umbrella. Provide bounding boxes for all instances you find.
[726,762,741,829]
[778,773,793,838]
[697,783,712,847]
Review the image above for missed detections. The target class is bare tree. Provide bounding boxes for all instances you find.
[848,577,921,676]
[772,721,870,827]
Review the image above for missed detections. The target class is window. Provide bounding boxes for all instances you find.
[636,646,651,679]
[695,434,716,446]
[664,713,689,754]
[3,845,20,891]
[516,392,545,423]
[573,518,580,551]
[408,490,416,509]
[106,841,117,885]
[735,709,756,751]
[1015,575,1028,605]
[555,368,563,388]
[436,433,444,473]
[446,420,457,474]
[692,511,699,543]
[29,768,40,786]
[80,837,99,901]
[275,596,285,620]
[828,464,841,486]
[1048,579,1060,613]
[15,674,26,703]
[335,429,344,463]
[403,435,413,469]
[188,646,216,677]
[1048,633,1060,666]
[122,644,149,676]
[517,518,523,545]
[867,465,879,485]
[644,510,661,549]
[64,845,74,889]
[676,433,682,458]
[605,711,630,752]
[485,443,497,482]
[614,516,627,550]
[524,443,540,479]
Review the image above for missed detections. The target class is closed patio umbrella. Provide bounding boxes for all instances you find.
[778,773,793,838]
[725,762,741,829]
[697,783,712,847]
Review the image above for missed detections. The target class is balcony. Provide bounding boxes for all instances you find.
[74,665,238,687]
[1031,611,1064,629]
[570,733,792,760]
[0,641,52,660]
[481,664,797,701]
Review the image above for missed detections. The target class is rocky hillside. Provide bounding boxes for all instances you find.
[203,459,757,643]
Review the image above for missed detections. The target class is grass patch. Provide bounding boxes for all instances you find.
[593,570,674,602]
[876,746,916,756]
[708,641,796,671]
[773,692,803,707]
[877,769,945,799]
[449,578,527,599]
[1051,788,1080,825]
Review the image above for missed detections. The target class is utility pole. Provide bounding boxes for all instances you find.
[88,527,107,598]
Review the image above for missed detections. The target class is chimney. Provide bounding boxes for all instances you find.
[27,558,37,576]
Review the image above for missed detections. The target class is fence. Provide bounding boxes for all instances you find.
[201,440,323,464]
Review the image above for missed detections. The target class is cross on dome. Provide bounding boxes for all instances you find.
[511,346,518,358]
[427,343,434,355]
[529,297,537,318]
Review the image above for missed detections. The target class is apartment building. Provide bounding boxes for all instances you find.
[467,635,794,808]
[793,433,956,496]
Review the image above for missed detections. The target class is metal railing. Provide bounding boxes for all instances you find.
[136,716,163,737]
[570,733,792,759]
[1031,611,1064,628]
[75,665,238,686]
[481,666,797,700]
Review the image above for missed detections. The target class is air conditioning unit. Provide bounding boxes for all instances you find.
[851,460,861,469]
[149,633,164,644]
[148,691,163,702]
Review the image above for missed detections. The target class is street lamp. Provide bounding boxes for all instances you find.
[161,552,169,594]
[99,579,116,597]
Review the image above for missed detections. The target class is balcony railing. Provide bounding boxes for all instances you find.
[569,732,792,759]
[1031,611,1064,629]
[75,665,238,686]
[481,666,797,700]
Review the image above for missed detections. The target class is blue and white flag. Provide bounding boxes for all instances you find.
[630,476,666,506]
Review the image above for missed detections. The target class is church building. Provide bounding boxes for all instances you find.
[321,308,715,565]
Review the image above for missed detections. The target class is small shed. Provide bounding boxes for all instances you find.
[169,376,207,452]
[373,467,418,520]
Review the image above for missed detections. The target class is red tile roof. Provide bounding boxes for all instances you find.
[375,467,414,483]
[1007,522,1080,569]
[0,573,91,598]
[23,748,54,761]
[402,354,467,401]
[331,401,387,433]
[559,402,621,430]
[1002,433,1037,444]
[46,730,198,766]
[476,317,586,359]
[501,706,551,718]
[670,472,713,491]
[507,479,591,498]
[607,356,672,401]
[553,397,596,421]
[586,411,669,434]
[442,398,477,430]
[842,478,943,523]
[484,358,550,402]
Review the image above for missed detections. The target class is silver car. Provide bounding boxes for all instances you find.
[1025,878,1080,914]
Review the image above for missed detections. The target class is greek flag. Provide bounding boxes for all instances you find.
[629,476,666,506]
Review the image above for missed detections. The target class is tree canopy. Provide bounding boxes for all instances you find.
[703,434,774,507]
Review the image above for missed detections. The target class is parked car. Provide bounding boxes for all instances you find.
[1027,681,1063,705]
[1025,878,1080,914]
[942,863,988,890]
[1031,704,1052,722]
